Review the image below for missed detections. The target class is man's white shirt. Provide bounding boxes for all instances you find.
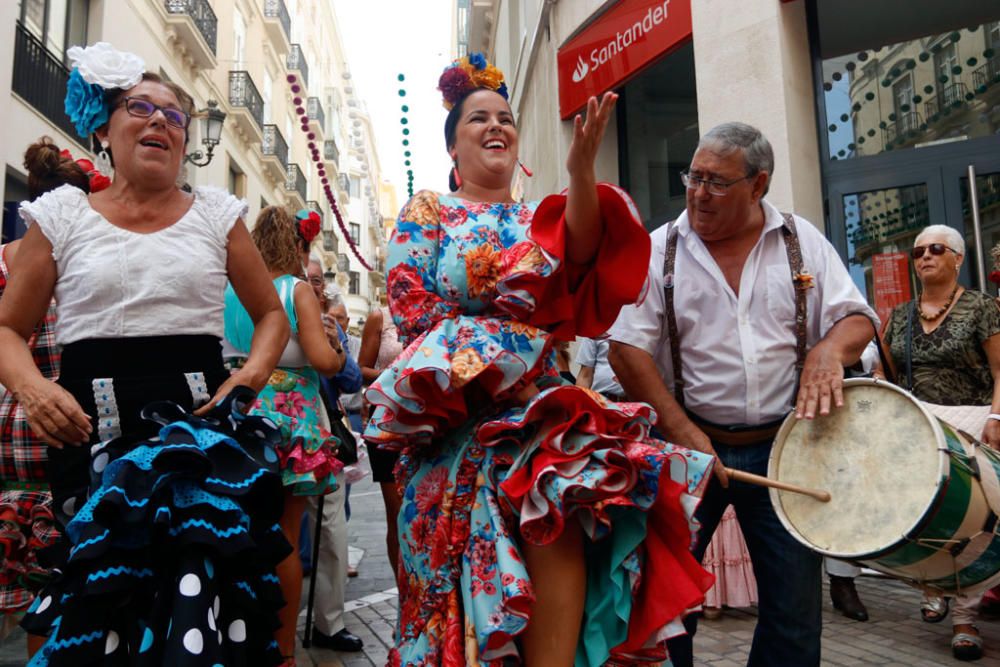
[608,199,877,426]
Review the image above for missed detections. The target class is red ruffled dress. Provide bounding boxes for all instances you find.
[364,187,715,666]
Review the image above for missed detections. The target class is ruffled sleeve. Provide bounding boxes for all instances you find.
[193,186,248,246]
[18,184,85,262]
[497,182,651,339]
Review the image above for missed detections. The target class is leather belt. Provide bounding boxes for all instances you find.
[687,411,785,447]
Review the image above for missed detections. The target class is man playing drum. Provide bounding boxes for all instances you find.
[608,122,876,667]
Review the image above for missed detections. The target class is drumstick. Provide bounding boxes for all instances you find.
[725,468,832,502]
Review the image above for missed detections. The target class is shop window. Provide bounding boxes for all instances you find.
[817,9,1000,162]
[619,40,697,228]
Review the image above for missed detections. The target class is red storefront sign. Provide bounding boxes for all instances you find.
[871,252,912,327]
[557,0,692,119]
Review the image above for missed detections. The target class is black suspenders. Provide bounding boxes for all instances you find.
[662,213,806,409]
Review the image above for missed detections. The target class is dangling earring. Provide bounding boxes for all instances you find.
[452,162,463,189]
[95,140,113,177]
[518,160,533,178]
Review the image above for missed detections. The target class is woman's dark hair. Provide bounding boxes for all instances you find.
[23,137,90,199]
[443,88,513,192]
[94,72,197,165]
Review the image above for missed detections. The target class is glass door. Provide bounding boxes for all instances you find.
[953,160,1000,295]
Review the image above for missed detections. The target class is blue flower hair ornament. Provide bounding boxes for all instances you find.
[65,69,109,139]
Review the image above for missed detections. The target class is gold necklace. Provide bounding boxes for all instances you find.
[918,284,959,321]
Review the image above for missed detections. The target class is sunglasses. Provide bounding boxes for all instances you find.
[121,97,190,130]
[911,243,957,260]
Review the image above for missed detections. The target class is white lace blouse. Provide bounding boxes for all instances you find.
[19,184,247,345]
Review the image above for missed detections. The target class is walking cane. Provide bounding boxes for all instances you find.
[302,492,326,648]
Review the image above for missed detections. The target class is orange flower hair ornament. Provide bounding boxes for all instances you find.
[438,52,508,110]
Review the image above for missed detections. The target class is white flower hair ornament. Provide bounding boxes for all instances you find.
[64,43,145,140]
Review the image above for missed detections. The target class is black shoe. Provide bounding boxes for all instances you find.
[311,628,364,652]
[829,575,869,621]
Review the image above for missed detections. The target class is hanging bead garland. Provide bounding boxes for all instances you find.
[398,73,415,198]
[288,73,373,271]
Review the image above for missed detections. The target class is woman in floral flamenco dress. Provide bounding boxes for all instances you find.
[363,54,715,666]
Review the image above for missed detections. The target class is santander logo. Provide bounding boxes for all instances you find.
[572,55,590,83]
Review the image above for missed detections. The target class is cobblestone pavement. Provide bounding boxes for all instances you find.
[4,472,1000,666]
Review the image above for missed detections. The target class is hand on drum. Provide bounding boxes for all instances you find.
[982,420,1000,449]
[14,378,91,447]
[795,341,846,420]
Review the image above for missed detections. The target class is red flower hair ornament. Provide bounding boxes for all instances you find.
[60,148,111,192]
[295,209,322,244]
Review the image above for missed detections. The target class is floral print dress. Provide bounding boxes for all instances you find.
[364,187,715,666]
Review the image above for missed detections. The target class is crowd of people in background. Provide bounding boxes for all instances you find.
[3,40,1000,667]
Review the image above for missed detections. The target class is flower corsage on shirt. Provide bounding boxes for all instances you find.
[793,270,816,290]
[64,42,145,139]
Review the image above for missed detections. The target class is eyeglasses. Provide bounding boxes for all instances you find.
[680,171,753,197]
[911,243,958,260]
[120,97,190,130]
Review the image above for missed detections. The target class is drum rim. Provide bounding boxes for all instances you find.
[768,377,951,559]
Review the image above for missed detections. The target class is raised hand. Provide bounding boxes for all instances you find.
[566,92,618,178]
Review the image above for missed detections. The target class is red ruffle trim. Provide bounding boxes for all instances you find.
[499,183,651,339]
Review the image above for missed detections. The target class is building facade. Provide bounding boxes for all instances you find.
[464,0,1000,318]
[2,0,388,313]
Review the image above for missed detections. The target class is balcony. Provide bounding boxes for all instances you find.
[261,125,288,182]
[228,71,264,143]
[973,55,1000,92]
[287,44,309,89]
[924,82,970,124]
[262,0,291,56]
[307,97,325,137]
[285,163,307,208]
[306,200,322,214]
[882,111,922,147]
[323,138,340,166]
[163,0,217,69]
[12,23,77,142]
[322,229,338,253]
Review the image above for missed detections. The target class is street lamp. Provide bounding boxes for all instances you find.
[184,99,226,167]
[323,268,336,282]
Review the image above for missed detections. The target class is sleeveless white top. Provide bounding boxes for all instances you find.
[19,184,247,345]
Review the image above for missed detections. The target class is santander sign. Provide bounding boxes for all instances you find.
[557,0,692,118]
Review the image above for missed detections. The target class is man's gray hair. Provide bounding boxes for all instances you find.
[697,122,775,195]
[915,224,965,256]
[326,285,346,309]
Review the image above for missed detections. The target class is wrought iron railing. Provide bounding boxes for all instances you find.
[286,163,307,202]
[307,97,325,131]
[164,0,218,54]
[12,22,77,140]
[262,0,291,43]
[338,173,351,198]
[229,71,264,133]
[882,111,922,146]
[973,55,1000,91]
[323,139,339,164]
[306,200,321,214]
[323,229,336,252]
[287,44,309,88]
[261,125,288,166]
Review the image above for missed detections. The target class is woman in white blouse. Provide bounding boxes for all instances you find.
[0,67,291,666]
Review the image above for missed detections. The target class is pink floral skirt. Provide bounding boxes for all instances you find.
[702,506,757,609]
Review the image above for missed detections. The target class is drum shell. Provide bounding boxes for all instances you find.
[769,378,1000,596]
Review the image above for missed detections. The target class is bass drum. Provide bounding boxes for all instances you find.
[768,378,1000,595]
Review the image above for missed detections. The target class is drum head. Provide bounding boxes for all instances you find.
[769,379,946,558]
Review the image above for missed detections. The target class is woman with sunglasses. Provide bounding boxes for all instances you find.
[880,224,1000,661]
[0,45,290,665]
